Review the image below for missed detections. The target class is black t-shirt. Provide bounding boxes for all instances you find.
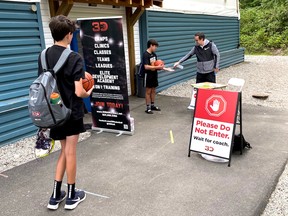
[38,45,85,120]
[143,51,157,74]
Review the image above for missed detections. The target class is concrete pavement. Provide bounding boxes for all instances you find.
[0,95,288,216]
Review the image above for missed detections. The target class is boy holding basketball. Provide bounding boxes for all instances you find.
[40,15,93,210]
[142,39,164,114]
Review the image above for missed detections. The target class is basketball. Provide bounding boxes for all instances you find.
[82,72,94,91]
[154,60,164,66]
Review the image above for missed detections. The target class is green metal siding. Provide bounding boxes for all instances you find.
[0,1,45,146]
[140,10,244,92]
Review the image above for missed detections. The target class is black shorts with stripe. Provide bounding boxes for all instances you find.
[145,72,158,88]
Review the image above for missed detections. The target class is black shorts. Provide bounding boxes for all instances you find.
[50,118,86,140]
[196,72,216,83]
[145,72,158,88]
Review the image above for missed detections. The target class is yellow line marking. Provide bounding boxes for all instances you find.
[170,130,174,144]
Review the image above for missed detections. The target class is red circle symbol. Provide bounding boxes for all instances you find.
[205,95,227,117]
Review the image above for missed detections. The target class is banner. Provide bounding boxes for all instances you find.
[189,89,239,160]
[78,17,133,134]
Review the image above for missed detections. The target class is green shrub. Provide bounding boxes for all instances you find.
[240,1,288,55]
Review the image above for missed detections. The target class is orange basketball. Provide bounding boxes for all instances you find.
[154,59,164,66]
[82,72,94,91]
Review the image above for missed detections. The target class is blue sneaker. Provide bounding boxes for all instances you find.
[64,189,86,210]
[47,191,67,210]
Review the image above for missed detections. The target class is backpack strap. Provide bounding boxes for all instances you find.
[40,48,48,71]
[40,48,72,73]
[53,49,72,73]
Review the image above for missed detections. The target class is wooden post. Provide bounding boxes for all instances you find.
[126,6,144,95]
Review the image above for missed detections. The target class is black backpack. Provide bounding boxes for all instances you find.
[233,134,252,152]
[137,63,145,78]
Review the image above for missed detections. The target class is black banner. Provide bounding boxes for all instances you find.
[79,17,132,133]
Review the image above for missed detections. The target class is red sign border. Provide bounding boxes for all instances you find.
[188,88,240,167]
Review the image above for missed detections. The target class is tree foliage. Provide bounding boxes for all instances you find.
[240,0,288,54]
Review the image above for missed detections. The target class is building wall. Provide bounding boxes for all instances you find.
[5,0,40,2]
[39,0,142,95]
[0,0,45,146]
[154,0,239,18]
[140,10,244,92]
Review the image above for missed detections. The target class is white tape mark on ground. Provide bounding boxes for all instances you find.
[0,173,8,178]
[63,183,109,199]
[81,190,110,199]
[149,171,170,184]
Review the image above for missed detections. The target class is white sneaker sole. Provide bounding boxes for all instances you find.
[47,194,67,210]
[64,194,86,210]
[47,203,59,210]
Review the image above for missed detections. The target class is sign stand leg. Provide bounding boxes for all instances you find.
[239,92,243,155]
[228,92,241,167]
[188,91,199,157]
[116,131,124,137]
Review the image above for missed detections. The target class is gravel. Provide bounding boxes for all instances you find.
[160,55,288,216]
[1,55,288,214]
[160,55,288,110]
[0,131,91,174]
[262,163,288,216]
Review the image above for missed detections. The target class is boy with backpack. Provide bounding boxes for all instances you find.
[40,15,93,210]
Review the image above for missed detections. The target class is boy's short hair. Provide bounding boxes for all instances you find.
[49,15,76,42]
[195,32,205,40]
[147,39,159,48]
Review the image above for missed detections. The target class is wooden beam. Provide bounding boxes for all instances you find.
[72,0,153,8]
[55,0,74,16]
[50,0,161,9]
[48,0,59,17]
[126,6,145,95]
[153,0,163,7]
[126,7,135,95]
[131,6,144,26]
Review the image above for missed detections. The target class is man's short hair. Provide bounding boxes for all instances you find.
[49,15,76,42]
[147,39,159,48]
[195,32,205,40]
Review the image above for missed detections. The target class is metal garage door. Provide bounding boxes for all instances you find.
[139,10,244,92]
[0,1,45,146]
